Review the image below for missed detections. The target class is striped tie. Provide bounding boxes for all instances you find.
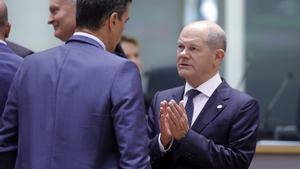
[185,89,201,126]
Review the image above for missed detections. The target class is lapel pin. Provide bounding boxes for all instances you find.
[217,105,223,109]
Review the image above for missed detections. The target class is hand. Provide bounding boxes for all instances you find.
[159,100,172,147]
[166,100,189,140]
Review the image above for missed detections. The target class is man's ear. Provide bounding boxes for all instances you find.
[214,49,225,66]
[4,22,11,39]
[108,12,118,30]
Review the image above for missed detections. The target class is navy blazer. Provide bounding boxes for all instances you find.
[0,35,150,169]
[0,43,22,115]
[148,80,259,169]
[0,43,22,169]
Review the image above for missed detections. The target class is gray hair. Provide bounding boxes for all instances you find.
[206,28,227,52]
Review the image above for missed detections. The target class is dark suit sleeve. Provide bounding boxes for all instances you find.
[178,99,259,169]
[111,61,150,169]
[0,63,22,169]
[147,92,167,166]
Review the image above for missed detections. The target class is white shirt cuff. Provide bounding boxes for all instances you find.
[158,133,173,153]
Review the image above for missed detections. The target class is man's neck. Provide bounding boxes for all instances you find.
[75,28,112,52]
[0,38,6,45]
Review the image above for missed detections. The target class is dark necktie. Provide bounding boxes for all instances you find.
[185,89,201,126]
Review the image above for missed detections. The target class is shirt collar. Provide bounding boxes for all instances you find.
[0,40,7,45]
[184,72,222,97]
[73,32,106,50]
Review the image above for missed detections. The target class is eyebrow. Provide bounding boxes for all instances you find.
[49,5,58,12]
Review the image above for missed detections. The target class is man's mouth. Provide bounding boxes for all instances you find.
[178,63,191,68]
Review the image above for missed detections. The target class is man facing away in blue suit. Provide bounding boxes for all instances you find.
[148,21,259,169]
[0,1,23,168]
[0,0,150,169]
[0,0,23,115]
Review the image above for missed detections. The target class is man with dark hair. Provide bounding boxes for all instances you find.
[0,0,150,169]
[148,21,259,169]
[48,0,126,57]
[0,1,23,168]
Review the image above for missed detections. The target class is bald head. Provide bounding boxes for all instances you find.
[184,21,226,52]
[0,0,8,28]
[176,20,226,87]
[0,0,10,39]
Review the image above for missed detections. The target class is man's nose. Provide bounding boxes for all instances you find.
[178,48,189,58]
[48,15,54,25]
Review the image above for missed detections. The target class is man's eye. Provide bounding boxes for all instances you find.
[50,8,58,14]
[190,47,198,51]
[177,45,184,50]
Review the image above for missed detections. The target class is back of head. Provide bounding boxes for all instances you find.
[0,0,10,39]
[76,0,132,30]
[0,0,8,30]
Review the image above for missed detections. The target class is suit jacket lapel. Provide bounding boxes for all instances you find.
[191,80,230,133]
[170,86,185,104]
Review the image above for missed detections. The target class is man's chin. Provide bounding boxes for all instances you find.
[55,34,68,42]
[178,70,189,80]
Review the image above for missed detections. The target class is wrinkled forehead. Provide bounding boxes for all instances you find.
[178,26,207,44]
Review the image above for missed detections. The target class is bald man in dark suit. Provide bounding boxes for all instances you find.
[148,21,259,169]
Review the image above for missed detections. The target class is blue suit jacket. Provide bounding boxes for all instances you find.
[0,36,150,169]
[0,43,22,115]
[0,43,22,169]
[148,80,259,169]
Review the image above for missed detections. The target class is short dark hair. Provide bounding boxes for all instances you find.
[76,0,132,30]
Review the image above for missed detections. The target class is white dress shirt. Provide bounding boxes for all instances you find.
[183,72,222,125]
[159,72,222,152]
[73,32,106,50]
[0,40,7,45]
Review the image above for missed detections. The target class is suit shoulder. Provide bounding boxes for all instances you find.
[5,52,23,64]
[226,87,257,105]
[101,51,139,71]
[104,51,129,64]
[23,45,64,62]
[0,50,23,68]
[155,86,184,98]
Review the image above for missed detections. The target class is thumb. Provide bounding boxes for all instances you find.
[179,100,185,110]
